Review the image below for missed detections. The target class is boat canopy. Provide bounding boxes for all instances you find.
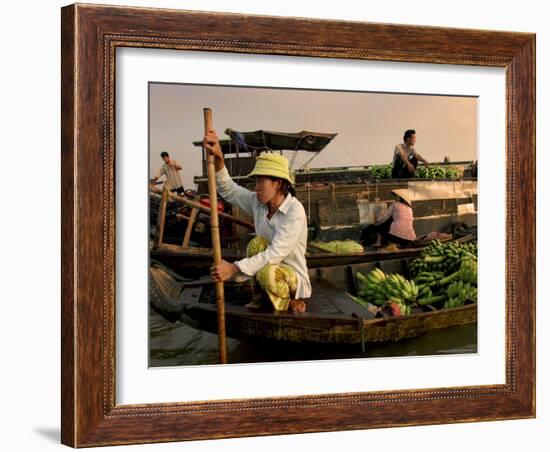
[193,128,337,154]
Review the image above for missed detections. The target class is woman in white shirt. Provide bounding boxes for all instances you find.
[204,129,311,313]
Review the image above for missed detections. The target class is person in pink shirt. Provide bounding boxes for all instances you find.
[360,189,417,249]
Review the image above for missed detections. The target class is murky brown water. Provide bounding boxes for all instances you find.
[149,307,477,367]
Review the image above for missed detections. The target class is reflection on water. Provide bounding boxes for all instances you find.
[149,307,477,367]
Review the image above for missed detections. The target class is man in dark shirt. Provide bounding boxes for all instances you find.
[392,129,429,178]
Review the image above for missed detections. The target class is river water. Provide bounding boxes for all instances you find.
[149,307,477,367]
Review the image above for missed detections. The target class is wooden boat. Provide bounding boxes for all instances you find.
[190,128,477,241]
[150,257,477,346]
[149,234,474,274]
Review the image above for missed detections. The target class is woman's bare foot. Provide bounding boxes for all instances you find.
[289,299,306,313]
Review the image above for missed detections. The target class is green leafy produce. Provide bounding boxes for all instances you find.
[310,240,364,254]
[415,165,458,180]
[370,164,393,180]
[445,168,459,179]
[370,163,459,180]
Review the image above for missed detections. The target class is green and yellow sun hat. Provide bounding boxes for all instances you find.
[248,153,294,184]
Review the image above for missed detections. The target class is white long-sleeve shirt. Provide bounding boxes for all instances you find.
[216,167,311,299]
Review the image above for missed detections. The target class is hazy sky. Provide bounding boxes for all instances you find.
[149,83,477,189]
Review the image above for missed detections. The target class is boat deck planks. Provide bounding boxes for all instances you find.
[309,279,375,319]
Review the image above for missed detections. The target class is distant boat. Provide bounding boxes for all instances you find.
[153,127,477,244]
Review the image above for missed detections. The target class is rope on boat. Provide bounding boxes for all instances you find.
[330,183,339,217]
[289,136,303,169]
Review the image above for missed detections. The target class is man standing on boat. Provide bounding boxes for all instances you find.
[152,151,185,195]
[392,129,429,178]
[203,128,311,313]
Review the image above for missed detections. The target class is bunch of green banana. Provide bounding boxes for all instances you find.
[354,269,419,315]
[417,293,447,306]
[378,274,418,315]
[409,240,478,277]
[444,281,477,308]
[414,271,445,289]
[413,270,445,305]
[439,257,477,286]
[462,242,478,256]
[417,285,434,299]
[415,257,478,307]
[409,257,433,275]
[356,268,387,306]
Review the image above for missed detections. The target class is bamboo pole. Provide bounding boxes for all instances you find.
[152,184,169,249]
[182,207,198,248]
[204,107,227,364]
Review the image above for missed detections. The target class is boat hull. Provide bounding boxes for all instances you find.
[181,302,476,345]
[150,258,477,346]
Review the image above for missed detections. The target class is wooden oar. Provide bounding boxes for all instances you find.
[203,107,227,364]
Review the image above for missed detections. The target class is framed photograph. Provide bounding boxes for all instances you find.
[61,3,535,447]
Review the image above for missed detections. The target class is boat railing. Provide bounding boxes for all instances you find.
[151,185,254,251]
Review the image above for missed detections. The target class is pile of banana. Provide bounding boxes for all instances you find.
[414,271,445,299]
[351,242,479,315]
[444,281,477,309]
[355,268,386,303]
[409,240,477,277]
[356,268,417,315]
[414,254,478,307]
[461,241,477,255]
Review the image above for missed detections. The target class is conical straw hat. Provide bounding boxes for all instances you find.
[391,189,413,207]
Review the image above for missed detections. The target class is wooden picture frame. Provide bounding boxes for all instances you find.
[61,3,535,447]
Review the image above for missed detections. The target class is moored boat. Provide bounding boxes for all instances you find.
[170,128,478,244]
[149,234,475,275]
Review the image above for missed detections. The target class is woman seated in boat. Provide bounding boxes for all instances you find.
[203,128,311,313]
[360,189,416,249]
